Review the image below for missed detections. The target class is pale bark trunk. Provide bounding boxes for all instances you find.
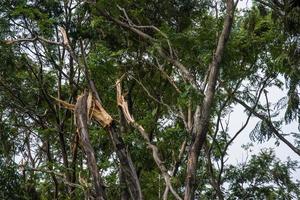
[184,1,235,199]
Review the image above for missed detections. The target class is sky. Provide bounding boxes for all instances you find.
[227,85,300,180]
[237,0,253,9]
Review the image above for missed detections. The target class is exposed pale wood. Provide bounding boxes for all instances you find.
[54,92,143,200]
[52,94,113,127]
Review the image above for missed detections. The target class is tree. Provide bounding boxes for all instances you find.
[225,148,300,199]
[0,0,299,199]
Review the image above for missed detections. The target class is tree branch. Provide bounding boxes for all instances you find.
[233,96,300,156]
[116,79,182,200]
[74,91,106,200]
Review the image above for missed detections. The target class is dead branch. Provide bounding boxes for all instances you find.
[23,167,85,190]
[4,35,63,46]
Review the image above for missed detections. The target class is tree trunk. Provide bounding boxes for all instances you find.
[106,123,143,200]
[120,167,131,200]
[184,1,235,199]
[75,91,106,200]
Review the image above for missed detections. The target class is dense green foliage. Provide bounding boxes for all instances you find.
[225,149,300,199]
[0,0,299,199]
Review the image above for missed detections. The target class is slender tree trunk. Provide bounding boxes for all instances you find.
[120,167,131,200]
[184,1,235,199]
[45,140,59,199]
[106,123,143,200]
[70,132,79,196]
[57,124,70,183]
[119,103,133,200]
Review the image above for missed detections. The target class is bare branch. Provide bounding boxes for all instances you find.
[4,35,63,46]
[99,9,200,92]
[154,58,182,93]
[4,37,37,45]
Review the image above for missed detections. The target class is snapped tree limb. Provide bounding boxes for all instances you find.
[53,92,143,200]
[116,79,182,200]
[74,91,107,200]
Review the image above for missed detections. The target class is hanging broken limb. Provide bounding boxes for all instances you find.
[53,91,143,200]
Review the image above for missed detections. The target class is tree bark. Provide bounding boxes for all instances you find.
[74,91,106,200]
[54,91,143,200]
[184,1,235,199]
[120,167,131,200]
[106,123,143,200]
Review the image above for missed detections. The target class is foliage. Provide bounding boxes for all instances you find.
[224,149,300,199]
[0,157,28,200]
[0,0,299,199]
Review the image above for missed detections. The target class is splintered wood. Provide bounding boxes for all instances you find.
[116,79,135,123]
[53,92,113,127]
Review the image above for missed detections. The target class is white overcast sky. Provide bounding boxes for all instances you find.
[237,0,253,9]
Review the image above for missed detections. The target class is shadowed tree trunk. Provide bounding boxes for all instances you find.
[105,122,143,200]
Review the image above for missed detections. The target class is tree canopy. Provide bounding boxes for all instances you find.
[0,0,299,199]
